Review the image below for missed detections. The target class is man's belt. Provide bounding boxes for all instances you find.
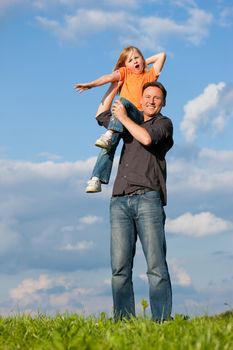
[128,188,152,196]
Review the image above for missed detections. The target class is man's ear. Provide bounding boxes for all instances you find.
[162,98,166,107]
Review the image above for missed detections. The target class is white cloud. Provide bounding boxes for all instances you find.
[0,0,57,14]
[79,215,103,225]
[168,147,233,193]
[107,0,138,6]
[139,273,147,282]
[61,225,76,232]
[9,273,92,311]
[58,240,95,251]
[219,6,233,27]
[169,162,233,193]
[32,0,77,9]
[60,215,104,232]
[59,216,104,233]
[36,9,129,42]
[166,212,233,237]
[0,0,140,14]
[104,278,111,286]
[0,158,96,185]
[7,270,112,316]
[0,1,214,49]
[0,151,231,316]
[185,7,213,44]
[48,287,90,308]
[180,82,233,142]
[137,7,212,48]
[170,260,192,286]
[34,4,213,48]
[0,0,23,14]
[199,148,233,165]
[36,151,63,161]
[138,266,192,287]
[10,274,54,301]
[0,157,111,273]
[171,0,196,8]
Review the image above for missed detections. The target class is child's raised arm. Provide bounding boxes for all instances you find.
[96,80,123,116]
[146,52,166,76]
[74,70,121,93]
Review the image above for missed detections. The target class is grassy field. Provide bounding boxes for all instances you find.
[0,310,232,349]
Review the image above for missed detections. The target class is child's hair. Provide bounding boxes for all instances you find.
[113,46,146,72]
[113,46,147,94]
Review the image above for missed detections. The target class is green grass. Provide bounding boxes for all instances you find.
[0,311,232,349]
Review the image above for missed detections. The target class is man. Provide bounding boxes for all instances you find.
[96,81,173,321]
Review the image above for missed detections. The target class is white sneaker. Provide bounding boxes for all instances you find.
[85,178,101,193]
[95,134,113,151]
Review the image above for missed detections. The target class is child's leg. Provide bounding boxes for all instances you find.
[95,99,142,151]
[86,133,121,192]
[120,98,143,124]
[108,98,143,132]
[95,114,122,151]
[107,114,124,133]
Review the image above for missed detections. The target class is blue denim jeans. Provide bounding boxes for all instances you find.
[91,98,142,184]
[107,97,143,133]
[110,191,172,321]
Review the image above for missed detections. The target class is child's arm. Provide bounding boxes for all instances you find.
[146,52,166,76]
[96,81,121,116]
[74,70,121,92]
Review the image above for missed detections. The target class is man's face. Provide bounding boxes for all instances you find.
[140,86,164,120]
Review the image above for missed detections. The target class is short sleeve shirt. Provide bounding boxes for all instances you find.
[118,66,159,109]
[96,110,174,206]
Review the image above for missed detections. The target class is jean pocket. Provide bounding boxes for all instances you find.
[141,190,161,201]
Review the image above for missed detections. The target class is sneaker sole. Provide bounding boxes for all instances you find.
[85,187,101,193]
[95,140,111,151]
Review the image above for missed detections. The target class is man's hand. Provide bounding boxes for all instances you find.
[111,100,127,122]
[112,99,152,146]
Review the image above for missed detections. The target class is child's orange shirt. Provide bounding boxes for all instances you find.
[118,66,159,110]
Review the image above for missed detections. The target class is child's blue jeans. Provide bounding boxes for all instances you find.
[91,98,142,184]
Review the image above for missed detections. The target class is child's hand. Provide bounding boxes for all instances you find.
[117,80,123,89]
[74,83,92,92]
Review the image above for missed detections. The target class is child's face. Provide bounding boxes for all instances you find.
[125,49,144,74]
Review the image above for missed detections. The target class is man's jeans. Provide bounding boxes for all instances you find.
[91,99,142,184]
[110,191,172,321]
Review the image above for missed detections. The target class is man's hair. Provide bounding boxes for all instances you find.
[142,81,167,106]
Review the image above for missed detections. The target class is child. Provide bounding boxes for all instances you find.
[74,46,166,192]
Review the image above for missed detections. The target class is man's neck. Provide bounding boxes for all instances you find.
[143,112,160,122]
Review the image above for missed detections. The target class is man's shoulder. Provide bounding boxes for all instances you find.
[151,113,173,124]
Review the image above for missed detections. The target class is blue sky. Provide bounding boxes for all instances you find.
[0,0,233,318]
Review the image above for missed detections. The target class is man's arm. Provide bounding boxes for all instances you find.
[111,100,152,146]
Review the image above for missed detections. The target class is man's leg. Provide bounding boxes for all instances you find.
[136,191,172,321]
[110,196,137,320]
